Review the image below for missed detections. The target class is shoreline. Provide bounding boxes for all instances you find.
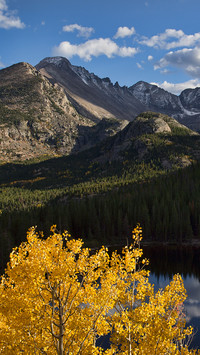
[98,239,200,250]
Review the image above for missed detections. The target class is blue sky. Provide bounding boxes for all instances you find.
[1,0,200,94]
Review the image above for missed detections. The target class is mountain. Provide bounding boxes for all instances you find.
[36,57,200,132]
[0,61,127,162]
[129,81,184,118]
[130,81,200,131]
[36,57,145,122]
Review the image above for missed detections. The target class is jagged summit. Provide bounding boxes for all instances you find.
[36,56,145,122]
[38,57,116,89]
[130,81,184,111]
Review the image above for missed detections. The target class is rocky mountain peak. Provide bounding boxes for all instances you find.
[0,61,39,83]
[36,56,71,70]
[180,87,200,111]
[0,59,99,162]
[102,77,111,84]
[35,56,145,122]
[116,111,192,142]
[130,80,177,101]
[96,111,199,167]
[130,80,154,91]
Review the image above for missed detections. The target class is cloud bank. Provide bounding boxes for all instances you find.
[140,29,200,50]
[53,38,138,61]
[0,0,25,29]
[146,29,200,87]
[154,47,200,78]
[151,79,200,95]
[62,24,94,38]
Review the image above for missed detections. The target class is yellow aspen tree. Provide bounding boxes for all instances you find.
[0,226,118,354]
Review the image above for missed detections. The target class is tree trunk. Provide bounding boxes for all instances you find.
[58,300,64,355]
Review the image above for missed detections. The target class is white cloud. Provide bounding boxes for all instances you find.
[41,21,45,26]
[114,26,135,39]
[0,0,25,29]
[154,47,200,78]
[53,38,138,61]
[148,55,153,61]
[62,24,94,38]
[150,79,200,95]
[140,29,200,50]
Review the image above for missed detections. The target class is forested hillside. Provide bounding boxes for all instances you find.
[1,161,200,272]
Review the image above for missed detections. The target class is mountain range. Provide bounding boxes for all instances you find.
[1,56,200,164]
[36,57,200,130]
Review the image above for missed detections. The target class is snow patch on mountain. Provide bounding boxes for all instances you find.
[71,65,113,93]
[71,65,91,85]
[183,108,199,116]
[41,57,66,66]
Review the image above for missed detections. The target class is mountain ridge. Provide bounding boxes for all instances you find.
[36,57,145,122]
[36,57,200,131]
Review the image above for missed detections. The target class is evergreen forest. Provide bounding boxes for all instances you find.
[1,159,200,273]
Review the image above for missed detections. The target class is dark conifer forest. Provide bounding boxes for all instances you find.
[1,160,200,272]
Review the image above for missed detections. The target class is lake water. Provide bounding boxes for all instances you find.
[97,244,200,350]
[143,245,200,349]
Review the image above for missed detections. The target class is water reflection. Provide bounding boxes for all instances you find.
[143,245,200,349]
[143,245,200,280]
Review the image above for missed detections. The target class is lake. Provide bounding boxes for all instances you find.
[143,245,200,349]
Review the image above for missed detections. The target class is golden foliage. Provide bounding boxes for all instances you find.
[0,225,199,354]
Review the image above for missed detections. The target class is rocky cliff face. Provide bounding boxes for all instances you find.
[129,81,184,114]
[180,87,200,110]
[0,62,93,161]
[92,111,200,171]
